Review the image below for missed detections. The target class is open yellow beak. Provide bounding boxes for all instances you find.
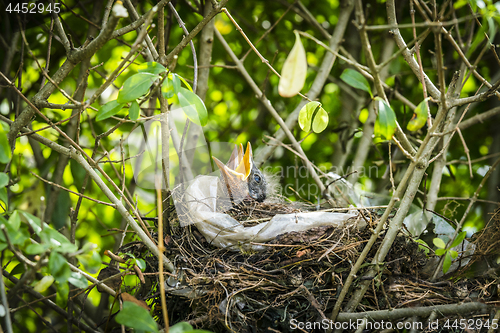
[212,142,253,181]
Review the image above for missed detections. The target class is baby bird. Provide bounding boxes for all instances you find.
[212,142,267,205]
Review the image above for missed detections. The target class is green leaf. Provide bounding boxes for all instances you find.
[33,275,55,293]
[177,74,193,92]
[68,272,89,289]
[48,252,71,283]
[298,101,329,133]
[8,210,20,229]
[115,301,159,333]
[70,160,86,191]
[77,250,102,274]
[435,248,446,256]
[177,88,208,126]
[299,101,320,132]
[169,322,212,333]
[10,263,25,276]
[21,212,43,235]
[415,239,430,255]
[0,121,12,164]
[40,228,78,253]
[450,231,467,248]
[374,97,397,140]
[0,173,8,188]
[340,68,372,97]
[129,101,140,121]
[117,73,158,104]
[450,250,458,259]
[442,251,452,273]
[170,322,194,333]
[407,98,430,131]
[0,213,28,246]
[138,62,166,75]
[312,106,329,133]
[135,258,146,271]
[97,100,125,122]
[26,243,48,255]
[433,237,446,249]
[278,31,307,97]
[56,281,69,308]
[162,74,181,99]
[52,189,70,229]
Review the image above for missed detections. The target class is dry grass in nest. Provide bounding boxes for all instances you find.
[118,203,500,332]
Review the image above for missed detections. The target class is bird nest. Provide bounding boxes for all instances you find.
[117,203,500,332]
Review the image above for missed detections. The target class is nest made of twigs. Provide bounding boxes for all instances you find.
[119,203,500,332]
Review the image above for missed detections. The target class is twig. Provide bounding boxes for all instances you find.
[222,8,311,102]
[122,0,160,60]
[31,172,116,207]
[410,0,432,128]
[156,175,169,332]
[388,142,396,194]
[215,29,329,202]
[168,2,198,92]
[456,128,472,178]
[0,254,14,333]
[255,0,354,166]
[430,156,500,280]
[240,2,295,62]
[165,0,229,64]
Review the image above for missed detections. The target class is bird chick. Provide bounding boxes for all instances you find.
[212,142,267,205]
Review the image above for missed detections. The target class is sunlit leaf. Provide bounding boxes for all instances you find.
[450,231,467,248]
[177,74,193,92]
[374,97,397,140]
[115,301,159,333]
[138,62,166,75]
[135,258,146,271]
[435,248,446,256]
[433,237,446,249]
[68,272,89,289]
[298,101,329,133]
[0,173,8,188]
[450,250,458,259]
[278,31,307,97]
[177,88,208,126]
[162,73,181,99]
[97,100,125,122]
[21,212,42,235]
[415,239,430,255]
[0,121,11,164]
[442,252,452,273]
[407,98,430,131]
[312,107,329,133]
[117,73,158,104]
[129,101,140,121]
[340,68,372,97]
[299,101,320,132]
[33,275,55,293]
[0,188,6,207]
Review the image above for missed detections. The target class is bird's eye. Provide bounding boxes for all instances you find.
[254,174,261,183]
